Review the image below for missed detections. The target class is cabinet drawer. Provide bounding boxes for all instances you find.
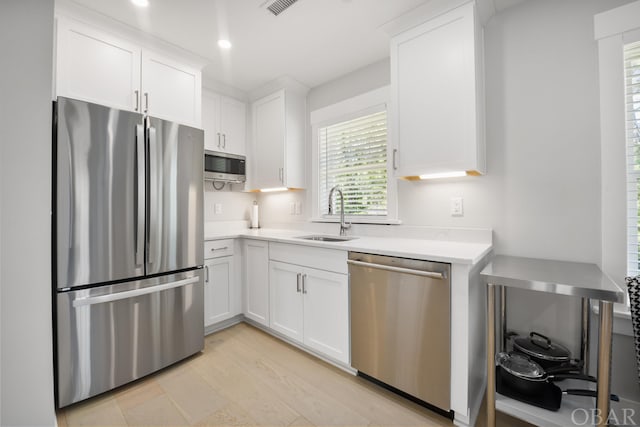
[269,242,347,274]
[204,239,234,259]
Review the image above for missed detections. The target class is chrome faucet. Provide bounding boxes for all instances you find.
[328,185,351,236]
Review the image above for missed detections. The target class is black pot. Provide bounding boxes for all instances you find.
[496,352,594,396]
[512,332,575,369]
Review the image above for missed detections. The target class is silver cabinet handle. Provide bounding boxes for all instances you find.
[393,148,398,170]
[222,134,226,149]
[210,246,229,252]
[144,92,149,113]
[278,168,283,183]
[72,276,200,307]
[134,90,139,111]
[302,274,307,294]
[217,132,221,148]
[205,265,209,283]
[346,259,445,280]
[296,273,301,293]
[134,124,145,266]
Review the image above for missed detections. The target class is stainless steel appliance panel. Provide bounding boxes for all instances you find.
[349,252,451,411]
[204,150,246,183]
[56,270,204,407]
[56,97,145,289]
[147,117,204,275]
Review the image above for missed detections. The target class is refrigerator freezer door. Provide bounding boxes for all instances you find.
[56,97,145,290]
[146,117,204,275]
[56,270,204,407]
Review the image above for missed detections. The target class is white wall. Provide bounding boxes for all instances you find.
[203,183,255,222]
[0,1,56,426]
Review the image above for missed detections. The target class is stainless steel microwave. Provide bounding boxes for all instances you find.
[204,150,246,183]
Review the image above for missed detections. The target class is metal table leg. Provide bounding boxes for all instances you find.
[487,283,496,427]
[581,298,591,375]
[596,301,613,427]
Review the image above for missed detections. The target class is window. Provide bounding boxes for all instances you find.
[311,87,397,223]
[318,110,388,217]
[625,41,640,278]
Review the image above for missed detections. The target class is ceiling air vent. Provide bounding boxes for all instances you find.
[263,0,299,16]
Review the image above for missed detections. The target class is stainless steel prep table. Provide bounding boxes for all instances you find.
[481,255,625,427]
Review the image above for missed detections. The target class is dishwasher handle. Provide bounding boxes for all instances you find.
[347,259,445,280]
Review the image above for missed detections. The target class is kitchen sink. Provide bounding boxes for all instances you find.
[296,235,357,242]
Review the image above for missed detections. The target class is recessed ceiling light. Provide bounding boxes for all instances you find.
[131,0,149,7]
[217,39,232,50]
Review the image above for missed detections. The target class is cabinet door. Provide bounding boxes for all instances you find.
[252,91,285,189]
[302,267,349,364]
[269,261,304,343]
[204,256,234,327]
[55,18,141,112]
[202,90,221,152]
[391,2,480,177]
[244,240,270,326]
[141,51,201,127]
[220,96,247,156]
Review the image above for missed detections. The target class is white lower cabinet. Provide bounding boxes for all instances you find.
[269,259,349,364]
[203,239,238,328]
[204,256,234,326]
[244,239,270,326]
[269,261,304,342]
[301,267,349,363]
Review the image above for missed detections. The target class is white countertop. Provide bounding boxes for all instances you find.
[205,228,492,265]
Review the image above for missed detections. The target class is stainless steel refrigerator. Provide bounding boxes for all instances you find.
[53,97,204,408]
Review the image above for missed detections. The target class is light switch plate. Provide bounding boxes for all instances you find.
[450,197,463,216]
[214,203,222,215]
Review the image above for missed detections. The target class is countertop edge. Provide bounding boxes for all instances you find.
[205,231,493,265]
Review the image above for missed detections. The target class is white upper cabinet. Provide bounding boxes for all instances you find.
[55,18,141,112]
[251,89,306,190]
[55,17,202,127]
[141,50,201,127]
[390,2,485,178]
[202,90,246,155]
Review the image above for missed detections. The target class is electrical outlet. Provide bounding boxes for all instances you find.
[290,202,296,215]
[214,203,222,215]
[450,197,463,216]
[295,201,301,215]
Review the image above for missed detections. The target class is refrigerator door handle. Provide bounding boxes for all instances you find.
[135,124,145,266]
[148,124,158,265]
[72,276,200,307]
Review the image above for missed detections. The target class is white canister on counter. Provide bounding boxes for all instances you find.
[250,200,259,229]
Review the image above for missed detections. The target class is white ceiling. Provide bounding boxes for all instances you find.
[65,0,528,93]
[67,0,433,92]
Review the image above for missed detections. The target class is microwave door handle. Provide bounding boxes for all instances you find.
[148,125,158,265]
[135,124,145,266]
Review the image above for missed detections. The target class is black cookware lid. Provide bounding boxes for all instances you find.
[513,332,571,362]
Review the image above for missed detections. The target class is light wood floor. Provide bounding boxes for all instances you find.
[56,323,532,427]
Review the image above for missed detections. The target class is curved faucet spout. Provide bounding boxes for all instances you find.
[328,185,351,236]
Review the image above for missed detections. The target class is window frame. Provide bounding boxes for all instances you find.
[595,2,640,317]
[310,86,399,224]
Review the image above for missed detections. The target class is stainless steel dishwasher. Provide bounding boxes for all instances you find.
[348,252,451,414]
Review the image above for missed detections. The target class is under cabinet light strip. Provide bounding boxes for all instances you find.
[419,171,467,180]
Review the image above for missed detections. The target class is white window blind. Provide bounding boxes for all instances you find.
[318,110,388,217]
[625,41,640,276]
